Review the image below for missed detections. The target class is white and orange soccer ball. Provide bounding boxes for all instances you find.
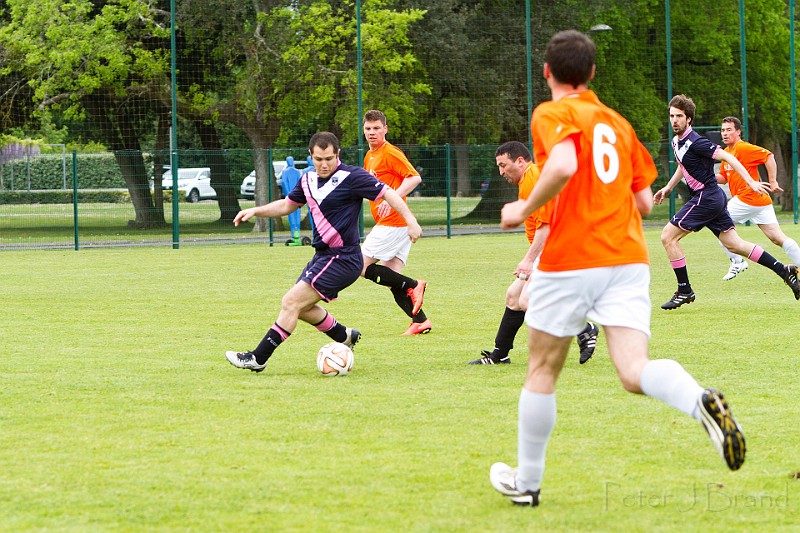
[316,342,354,376]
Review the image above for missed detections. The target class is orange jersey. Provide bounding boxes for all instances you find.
[719,141,773,207]
[518,162,551,244]
[363,141,420,227]
[531,90,657,272]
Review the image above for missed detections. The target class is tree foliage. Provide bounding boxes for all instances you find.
[1,0,798,217]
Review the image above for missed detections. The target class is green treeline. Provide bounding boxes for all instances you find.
[1,0,796,222]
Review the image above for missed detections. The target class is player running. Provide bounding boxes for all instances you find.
[225,132,422,373]
[360,109,431,336]
[468,141,598,365]
[654,95,800,309]
[714,116,800,280]
[489,30,746,508]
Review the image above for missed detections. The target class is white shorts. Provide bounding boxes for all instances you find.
[361,225,412,263]
[727,196,779,225]
[525,263,651,337]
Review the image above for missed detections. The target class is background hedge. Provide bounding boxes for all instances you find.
[0,153,155,190]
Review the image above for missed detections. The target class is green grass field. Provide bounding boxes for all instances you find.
[2,227,799,531]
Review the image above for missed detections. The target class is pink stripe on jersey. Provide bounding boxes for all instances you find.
[303,183,344,248]
[314,312,337,332]
[679,162,705,191]
[748,245,764,261]
[670,257,687,268]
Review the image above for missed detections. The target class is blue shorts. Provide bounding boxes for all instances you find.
[670,186,734,234]
[298,246,363,302]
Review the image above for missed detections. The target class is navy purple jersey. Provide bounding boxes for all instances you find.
[286,162,388,250]
[671,127,723,193]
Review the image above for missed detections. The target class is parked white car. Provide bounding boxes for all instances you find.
[241,160,309,199]
[239,170,257,200]
[157,167,216,203]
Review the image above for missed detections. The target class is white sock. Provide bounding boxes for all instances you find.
[782,238,800,265]
[640,359,704,419]
[516,389,556,493]
[719,240,743,263]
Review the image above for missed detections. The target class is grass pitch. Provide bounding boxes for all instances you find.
[1,227,799,531]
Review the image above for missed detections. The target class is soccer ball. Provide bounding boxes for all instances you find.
[316,342,354,376]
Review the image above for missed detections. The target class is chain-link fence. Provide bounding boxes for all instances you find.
[1,1,798,250]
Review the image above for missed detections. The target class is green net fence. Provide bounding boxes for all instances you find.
[1,0,798,250]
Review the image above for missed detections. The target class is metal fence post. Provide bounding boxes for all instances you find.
[268,148,274,246]
[445,143,451,239]
[72,150,79,251]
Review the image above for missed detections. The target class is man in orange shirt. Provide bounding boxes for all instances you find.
[468,141,598,365]
[715,116,800,280]
[361,109,431,335]
[489,30,745,508]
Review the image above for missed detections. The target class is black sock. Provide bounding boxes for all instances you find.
[312,313,348,343]
[252,325,290,364]
[391,286,415,318]
[364,263,417,290]
[493,308,526,358]
[672,265,692,293]
[412,310,428,323]
[755,249,787,277]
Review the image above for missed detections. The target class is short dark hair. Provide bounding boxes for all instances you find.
[545,30,596,88]
[308,132,340,154]
[363,109,387,125]
[722,116,742,132]
[668,94,696,124]
[495,141,532,162]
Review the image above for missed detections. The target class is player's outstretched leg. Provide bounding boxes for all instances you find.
[576,322,599,364]
[782,264,800,300]
[738,245,799,300]
[489,463,540,507]
[225,322,291,373]
[698,389,746,470]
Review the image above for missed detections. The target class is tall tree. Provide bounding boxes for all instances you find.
[177,0,429,230]
[0,0,170,226]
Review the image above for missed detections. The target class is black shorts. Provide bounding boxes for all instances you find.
[297,246,363,302]
[670,186,734,234]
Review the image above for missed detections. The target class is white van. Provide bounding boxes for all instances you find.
[240,161,289,200]
[158,167,216,203]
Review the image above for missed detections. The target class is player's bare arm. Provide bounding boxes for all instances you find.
[233,199,296,226]
[501,140,576,229]
[765,154,783,193]
[634,187,654,217]
[653,167,684,205]
[376,174,422,220]
[716,150,768,195]
[516,224,549,279]
[382,188,422,242]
